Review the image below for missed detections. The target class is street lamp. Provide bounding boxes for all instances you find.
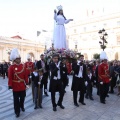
[98,28,108,51]
[74,40,78,52]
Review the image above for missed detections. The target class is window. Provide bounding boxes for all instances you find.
[93,26,96,30]
[74,29,76,33]
[103,23,107,27]
[83,27,86,32]
[117,21,120,26]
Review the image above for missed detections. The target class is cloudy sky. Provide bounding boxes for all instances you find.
[0,0,120,39]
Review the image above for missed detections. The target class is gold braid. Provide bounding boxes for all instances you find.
[14,64,25,81]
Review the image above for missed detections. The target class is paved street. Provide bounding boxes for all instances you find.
[0,76,120,120]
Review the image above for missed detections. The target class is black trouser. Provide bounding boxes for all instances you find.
[96,82,100,95]
[73,78,85,104]
[86,84,93,98]
[51,80,64,107]
[73,90,84,104]
[109,77,116,92]
[13,90,26,114]
[3,69,8,78]
[43,72,48,94]
[99,83,109,102]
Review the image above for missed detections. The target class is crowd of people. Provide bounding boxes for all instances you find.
[5,48,120,118]
[0,61,10,79]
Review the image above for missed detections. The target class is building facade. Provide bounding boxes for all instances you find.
[66,12,120,60]
[0,35,44,62]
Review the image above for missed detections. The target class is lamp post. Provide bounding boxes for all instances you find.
[98,28,108,51]
[74,40,78,52]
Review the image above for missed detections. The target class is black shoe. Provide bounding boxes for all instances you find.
[90,97,94,100]
[97,93,99,96]
[34,106,38,109]
[45,93,49,96]
[106,94,109,97]
[109,91,114,94]
[100,101,106,104]
[85,96,88,99]
[80,102,86,105]
[39,104,43,109]
[21,108,25,112]
[74,103,79,107]
[57,104,65,109]
[16,113,20,118]
[53,107,57,111]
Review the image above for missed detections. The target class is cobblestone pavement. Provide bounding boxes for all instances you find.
[0,76,120,120]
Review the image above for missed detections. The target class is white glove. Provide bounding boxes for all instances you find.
[94,80,96,83]
[38,82,41,85]
[29,76,32,78]
[100,82,103,85]
[26,85,30,89]
[85,81,88,86]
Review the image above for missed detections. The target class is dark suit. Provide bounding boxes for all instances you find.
[36,60,49,94]
[85,74,94,98]
[71,62,86,104]
[49,62,64,107]
[61,63,68,91]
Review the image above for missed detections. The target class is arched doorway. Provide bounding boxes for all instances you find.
[115,52,118,60]
[28,53,35,62]
[84,53,88,60]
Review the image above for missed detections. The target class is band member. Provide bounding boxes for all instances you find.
[71,55,87,107]
[31,68,44,109]
[98,51,110,104]
[36,54,49,96]
[24,54,34,84]
[8,48,29,117]
[49,54,65,111]
[85,67,94,100]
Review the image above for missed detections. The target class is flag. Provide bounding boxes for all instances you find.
[37,31,41,36]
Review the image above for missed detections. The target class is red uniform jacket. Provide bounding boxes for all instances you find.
[24,61,34,76]
[8,64,28,91]
[98,62,110,83]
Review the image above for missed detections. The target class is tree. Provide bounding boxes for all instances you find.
[93,53,100,60]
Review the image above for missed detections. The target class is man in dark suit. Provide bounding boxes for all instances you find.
[49,54,65,111]
[71,55,87,107]
[61,58,68,93]
[36,54,49,96]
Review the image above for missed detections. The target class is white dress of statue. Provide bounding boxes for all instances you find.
[53,5,73,49]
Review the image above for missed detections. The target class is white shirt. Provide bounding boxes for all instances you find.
[75,61,83,78]
[33,71,38,76]
[53,63,61,80]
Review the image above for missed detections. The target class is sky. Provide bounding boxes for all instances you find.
[0,0,120,39]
